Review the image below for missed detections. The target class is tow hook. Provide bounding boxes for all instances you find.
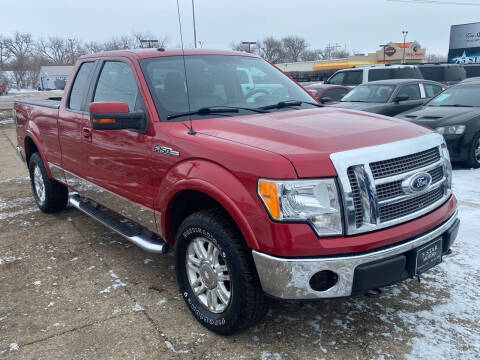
[365,288,382,298]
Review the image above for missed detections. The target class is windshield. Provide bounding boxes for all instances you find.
[341,84,395,103]
[139,55,314,120]
[427,85,480,107]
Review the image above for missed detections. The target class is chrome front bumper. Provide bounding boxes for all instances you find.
[252,210,458,300]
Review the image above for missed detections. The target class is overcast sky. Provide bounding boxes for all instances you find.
[2,0,480,55]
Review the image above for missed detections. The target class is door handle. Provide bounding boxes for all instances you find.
[82,127,92,140]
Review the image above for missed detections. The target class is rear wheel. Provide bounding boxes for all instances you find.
[28,153,68,213]
[175,209,266,335]
[467,132,480,168]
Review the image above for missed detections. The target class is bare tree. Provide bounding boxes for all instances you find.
[425,53,448,63]
[258,37,285,63]
[282,36,308,62]
[36,37,70,64]
[84,41,103,54]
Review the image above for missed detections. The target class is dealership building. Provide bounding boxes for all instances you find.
[276,41,426,82]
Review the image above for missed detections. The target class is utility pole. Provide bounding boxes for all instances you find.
[402,30,408,64]
[192,0,197,48]
[242,41,256,53]
[67,38,74,65]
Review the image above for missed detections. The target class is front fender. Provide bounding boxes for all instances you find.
[156,159,265,249]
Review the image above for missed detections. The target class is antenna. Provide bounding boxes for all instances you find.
[176,0,196,135]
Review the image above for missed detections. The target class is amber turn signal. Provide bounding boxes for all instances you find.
[258,179,280,219]
[93,118,116,124]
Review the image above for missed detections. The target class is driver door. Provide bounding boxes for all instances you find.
[82,59,159,234]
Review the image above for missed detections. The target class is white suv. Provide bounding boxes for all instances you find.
[325,64,424,87]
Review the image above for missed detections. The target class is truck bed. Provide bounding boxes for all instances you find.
[15,98,61,109]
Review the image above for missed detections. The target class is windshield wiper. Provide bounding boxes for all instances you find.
[437,104,474,107]
[167,106,270,120]
[168,107,239,120]
[259,100,323,110]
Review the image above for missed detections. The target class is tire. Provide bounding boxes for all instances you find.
[28,152,68,213]
[467,132,480,168]
[175,208,266,335]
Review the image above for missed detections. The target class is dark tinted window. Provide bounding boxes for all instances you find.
[323,88,350,101]
[327,71,346,85]
[93,62,139,111]
[344,71,363,86]
[397,84,421,100]
[368,67,423,82]
[424,83,443,98]
[419,66,466,82]
[464,65,480,77]
[68,62,95,111]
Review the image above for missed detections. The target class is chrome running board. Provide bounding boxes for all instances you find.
[68,194,169,254]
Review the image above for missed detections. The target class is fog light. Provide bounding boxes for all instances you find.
[309,270,338,291]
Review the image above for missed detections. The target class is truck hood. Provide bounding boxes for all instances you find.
[193,107,431,177]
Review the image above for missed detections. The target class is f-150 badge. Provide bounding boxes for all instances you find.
[153,145,180,156]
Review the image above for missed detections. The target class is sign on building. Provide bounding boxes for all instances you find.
[448,22,480,64]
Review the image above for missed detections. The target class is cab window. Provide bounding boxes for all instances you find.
[68,61,95,111]
[327,72,346,85]
[424,83,443,98]
[396,84,421,100]
[93,61,140,111]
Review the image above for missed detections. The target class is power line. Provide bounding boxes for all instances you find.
[387,0,480,5]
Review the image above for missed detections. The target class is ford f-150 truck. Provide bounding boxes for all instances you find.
[14,49,459,335]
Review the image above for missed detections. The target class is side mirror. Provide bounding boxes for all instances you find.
[319,97,332,104]
[89,102,146,132]
[307,89,318,97]
[394,94,409,103]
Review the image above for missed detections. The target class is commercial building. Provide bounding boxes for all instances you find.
[276,41,426,82]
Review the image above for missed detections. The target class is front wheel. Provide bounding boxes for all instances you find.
[175,209,266,335]
[467,132,480,168]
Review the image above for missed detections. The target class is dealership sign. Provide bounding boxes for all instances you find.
[448,22,480,63]
[385,46,396,57]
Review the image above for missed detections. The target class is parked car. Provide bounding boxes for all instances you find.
[329,79,445,116]
[14,49,458,335]
[396,79,480,167]
[304,83,351,104]
[0,84,6,96]
[325,64,424,87]
[459,76,480,84]
[417,63,466,86]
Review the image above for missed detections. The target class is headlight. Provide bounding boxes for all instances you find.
[441,142,452,190]
[435,125,466,135]
[258,178,343,236]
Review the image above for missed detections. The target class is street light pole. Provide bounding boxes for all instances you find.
[402,30,408,64]
[242,41,257,53]
[192,0,197,48]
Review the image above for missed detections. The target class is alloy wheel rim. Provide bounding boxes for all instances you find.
[33,165,46,203]
[185,237,231,313]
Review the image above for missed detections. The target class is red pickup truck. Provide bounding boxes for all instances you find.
[14,49,459,335]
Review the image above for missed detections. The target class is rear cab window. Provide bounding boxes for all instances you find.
[68,61,95,111]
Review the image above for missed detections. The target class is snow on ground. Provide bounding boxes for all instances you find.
[400,168,480,359]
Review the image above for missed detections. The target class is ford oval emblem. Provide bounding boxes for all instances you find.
[409,173,432,193]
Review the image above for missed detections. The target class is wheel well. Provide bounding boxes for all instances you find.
[168,190,236,242]
[24,137,38,164]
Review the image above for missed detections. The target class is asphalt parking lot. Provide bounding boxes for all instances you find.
[0,98,479,359]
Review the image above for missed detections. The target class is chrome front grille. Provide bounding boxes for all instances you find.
[379,185,444,222]
[330,133,452,235]
[370,147,440,179]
